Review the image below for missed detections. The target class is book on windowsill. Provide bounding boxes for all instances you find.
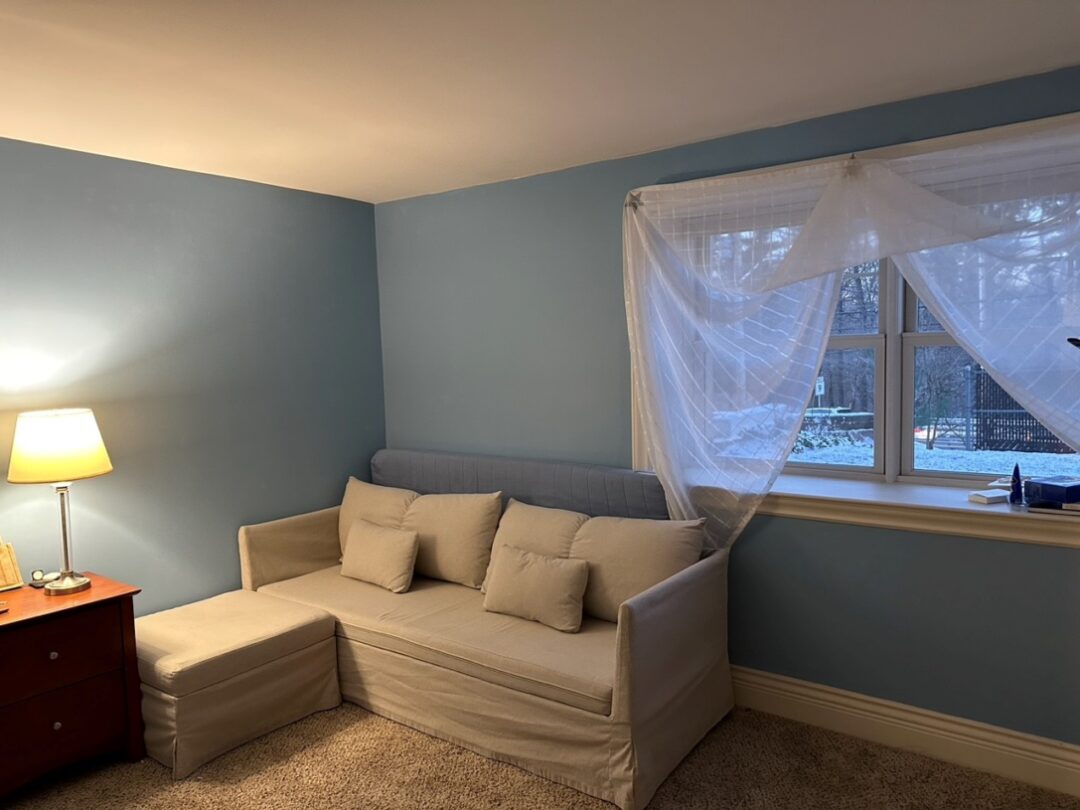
[1025,503,1080,517]
[1024,476,1080,505]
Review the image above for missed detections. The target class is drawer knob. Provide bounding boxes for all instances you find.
[49,651,60,661]
[52,721,62,731]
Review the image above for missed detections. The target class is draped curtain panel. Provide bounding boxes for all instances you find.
[623,118,1080,547]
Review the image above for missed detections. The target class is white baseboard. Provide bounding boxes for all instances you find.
[731,665,1080,798]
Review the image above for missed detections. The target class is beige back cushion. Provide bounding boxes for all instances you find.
[338,477,419,554]
[481,499,589,592]
[340,519,420,594]
[483,545,589,633]
[401,492,503,588]
[570,516,705,622]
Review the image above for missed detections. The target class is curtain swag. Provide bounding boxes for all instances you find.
[623,119,1080,548]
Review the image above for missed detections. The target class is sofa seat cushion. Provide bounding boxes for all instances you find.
[260,566,616,715]
[136,590,336,697]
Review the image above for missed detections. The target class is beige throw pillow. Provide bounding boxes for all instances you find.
[340,519,419,593]
[483,546,589,633]
[338,477,419,554]
[570,516,705,622]
[401,492,503,588]
[481,499,589,592]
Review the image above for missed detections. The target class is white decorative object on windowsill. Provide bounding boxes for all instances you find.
[968,490,1008,505]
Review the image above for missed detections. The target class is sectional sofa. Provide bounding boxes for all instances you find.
[238,449,733,809]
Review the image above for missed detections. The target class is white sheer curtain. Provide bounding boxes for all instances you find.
[624,117,1080,548]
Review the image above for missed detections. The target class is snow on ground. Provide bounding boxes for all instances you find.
[790,444,1079,478]
[790,445,874,468]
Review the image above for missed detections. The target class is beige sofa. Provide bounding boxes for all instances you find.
[239,449,733,810]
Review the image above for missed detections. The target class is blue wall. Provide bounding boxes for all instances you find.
[375,66,1080,744]
[0,140,385,614]
[733,517,1080,745]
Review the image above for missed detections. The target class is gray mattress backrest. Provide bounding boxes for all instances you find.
[371,448,670,520]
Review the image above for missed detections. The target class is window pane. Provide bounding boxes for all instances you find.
[912,345,1078,477]
[790,348,876,468]
[916,299,946,332]
[832,262,880,335]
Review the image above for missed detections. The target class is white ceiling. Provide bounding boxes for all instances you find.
[0,1,1077,203]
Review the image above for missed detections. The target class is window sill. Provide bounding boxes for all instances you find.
[759,475,1080,549]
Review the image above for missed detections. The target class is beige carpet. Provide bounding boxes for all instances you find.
[11,704,1079,809]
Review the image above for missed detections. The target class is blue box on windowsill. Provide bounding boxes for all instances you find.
[1023,476,1080,505]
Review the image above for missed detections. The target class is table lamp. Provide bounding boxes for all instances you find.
[6,408,113,596]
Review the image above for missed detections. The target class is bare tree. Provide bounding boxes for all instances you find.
[914,347,970,450]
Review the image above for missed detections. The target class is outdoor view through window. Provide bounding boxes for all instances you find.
[788,262,1079,478]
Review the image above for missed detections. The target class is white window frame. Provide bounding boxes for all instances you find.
[768,277,1080,546]
[898,297,987,484]
[785,259,977,484]
[786,261,1074,485]
[786,261,890,477]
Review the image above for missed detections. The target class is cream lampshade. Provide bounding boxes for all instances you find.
[7,408,113,595]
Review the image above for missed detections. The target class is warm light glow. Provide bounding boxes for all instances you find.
[7,408,113,484]
[0,347,63,393]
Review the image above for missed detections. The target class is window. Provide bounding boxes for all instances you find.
[787,261,1079,481]
[789,263,883,472]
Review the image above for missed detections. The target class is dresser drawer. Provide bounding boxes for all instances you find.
[0,670,126,793]
[0,602,124,706]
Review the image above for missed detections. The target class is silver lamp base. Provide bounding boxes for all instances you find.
[45,483,92,597]
[44,572,92,596]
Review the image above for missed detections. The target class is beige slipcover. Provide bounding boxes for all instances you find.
[241,508,733,809]
[261,566,614,714]
[136,590,341,778]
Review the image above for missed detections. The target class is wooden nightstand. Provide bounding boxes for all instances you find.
[0,573,144,795]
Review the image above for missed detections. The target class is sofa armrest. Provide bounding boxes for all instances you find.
[613,549,731,806]
[614,549,729,723]
[239,506,342,591]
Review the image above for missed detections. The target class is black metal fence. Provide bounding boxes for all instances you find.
[973,368,1072,453]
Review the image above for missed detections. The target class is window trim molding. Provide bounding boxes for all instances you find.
[760,474,1080,549]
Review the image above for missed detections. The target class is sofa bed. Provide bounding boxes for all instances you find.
[237,448,734,810]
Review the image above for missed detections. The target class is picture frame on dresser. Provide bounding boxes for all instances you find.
[0,540,23,592]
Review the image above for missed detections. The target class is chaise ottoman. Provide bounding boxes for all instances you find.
[135,590,340,778]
